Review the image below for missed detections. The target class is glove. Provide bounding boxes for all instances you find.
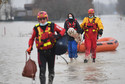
[98,29,103,35]
[26,45,32,55]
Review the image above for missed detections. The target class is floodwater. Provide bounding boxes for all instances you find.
[0,15,125,84]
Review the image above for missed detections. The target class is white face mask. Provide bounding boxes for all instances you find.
[69,17,73,19]
[39,22,48,26]
[89,16,93,18]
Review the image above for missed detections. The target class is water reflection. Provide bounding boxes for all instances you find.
[84,63,107,84]
[67,63,79,81]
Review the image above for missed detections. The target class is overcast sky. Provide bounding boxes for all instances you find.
[11,0,118,9]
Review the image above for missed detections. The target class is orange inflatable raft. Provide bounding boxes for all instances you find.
[77,37,119,52]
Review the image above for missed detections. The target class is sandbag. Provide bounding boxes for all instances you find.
[55,35,68,55]
[22,52,37,79]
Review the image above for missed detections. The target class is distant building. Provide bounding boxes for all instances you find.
[14,4,40,21]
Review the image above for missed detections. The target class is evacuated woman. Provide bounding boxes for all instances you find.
[64,13,82,62]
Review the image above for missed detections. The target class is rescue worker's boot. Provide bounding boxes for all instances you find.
[84,59,88,63]
[48,68,55,84]
[39,67,46,84]
[93,58,95,63]
[48,73,54,84]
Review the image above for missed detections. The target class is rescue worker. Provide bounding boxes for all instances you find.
[80,8,104,63]
[26,11,65,84]
[64,13,82,62]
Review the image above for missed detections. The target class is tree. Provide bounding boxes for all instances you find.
[33,0,93,20]
[116,0,125,15]
[0,0,2,4]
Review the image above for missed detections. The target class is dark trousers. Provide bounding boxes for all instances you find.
[38,48,55,84]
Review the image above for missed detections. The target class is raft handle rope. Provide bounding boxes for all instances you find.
[56,55,68,64]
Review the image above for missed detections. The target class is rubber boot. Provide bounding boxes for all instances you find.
[48,68,55,84]
[48,74,54,84]
[39,68,46,84]
[93,58,95,63]
[84,59,88,63]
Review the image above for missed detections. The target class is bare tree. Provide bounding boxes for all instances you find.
[94,1,117,15]
[33,0,93,20]
[116,0,125,15]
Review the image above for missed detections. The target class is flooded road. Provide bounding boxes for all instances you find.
[0,15,125,84]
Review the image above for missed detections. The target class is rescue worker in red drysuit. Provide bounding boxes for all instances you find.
[26,11,65,84]
[64,13,82,62]
[80,8,104,63]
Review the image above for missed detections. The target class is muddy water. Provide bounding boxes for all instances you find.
[0,15,125,84]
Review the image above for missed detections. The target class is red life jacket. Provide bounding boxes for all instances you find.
[66,18,77,30]
[84,17,99,33]
[35,21,56,50]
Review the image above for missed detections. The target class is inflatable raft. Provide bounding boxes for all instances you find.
[77,37,119,52]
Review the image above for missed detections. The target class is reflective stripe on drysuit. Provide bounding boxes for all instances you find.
[80,17,104,59]
[35,21,56,50]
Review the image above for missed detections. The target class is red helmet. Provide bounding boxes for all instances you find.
[88,8,95,14]
[37,11,48,20]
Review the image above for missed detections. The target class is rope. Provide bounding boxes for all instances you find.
[57,55,68,64]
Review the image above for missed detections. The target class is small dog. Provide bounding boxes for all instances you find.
[67,28,82,43]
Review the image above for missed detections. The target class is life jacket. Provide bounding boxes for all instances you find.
[66,18,77,30]
[84,17,99,33]
[35,21,56,50]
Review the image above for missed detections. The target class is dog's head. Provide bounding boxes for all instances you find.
[67,28,77,36]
